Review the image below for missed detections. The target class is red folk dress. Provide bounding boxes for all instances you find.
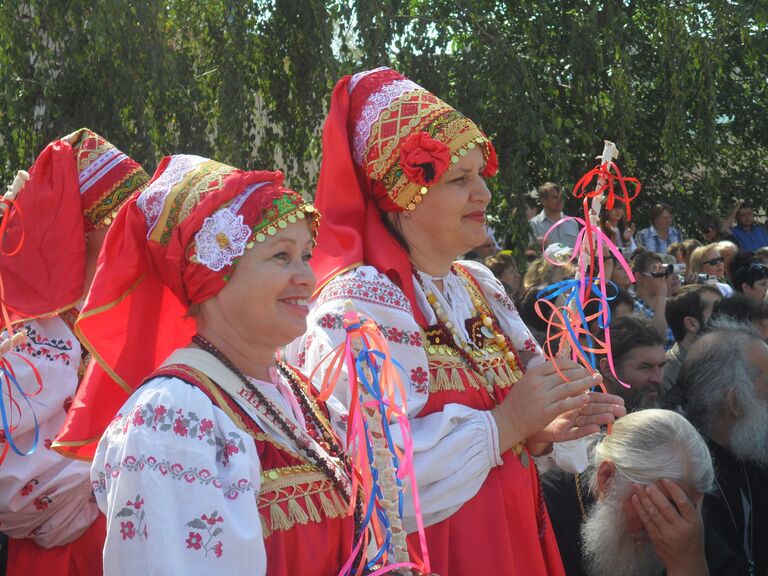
[289,261,566,576]
[91,350,355,576]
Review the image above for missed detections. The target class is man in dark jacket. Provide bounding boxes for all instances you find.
[679,319,768,576]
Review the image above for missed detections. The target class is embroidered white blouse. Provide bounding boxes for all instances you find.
[285,260,587,532]
[0,317,99,547]
[91,349,346,576]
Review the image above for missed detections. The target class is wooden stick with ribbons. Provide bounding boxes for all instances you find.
[312,301,432,575]
[549,141,618,365]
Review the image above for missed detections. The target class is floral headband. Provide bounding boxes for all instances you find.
[192,182,318,274]
[134,155,318,304]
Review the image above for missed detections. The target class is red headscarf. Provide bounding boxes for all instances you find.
[0,129,149,322]
[54,155,318,459]
[311,68,498,326]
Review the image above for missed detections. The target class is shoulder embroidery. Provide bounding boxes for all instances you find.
[316,313,421,347]
[108,401,247,469]
[317,271,411,313]
[93,456,254,500]
[14,324,73,365]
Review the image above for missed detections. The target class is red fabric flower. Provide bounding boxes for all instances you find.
[399,132,451,185]
[481,140,499,178]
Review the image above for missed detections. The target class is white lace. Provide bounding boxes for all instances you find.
[352,78,421,165]
[348,66,389,93]
[413,269,477,345]
[137,155,206,238]
[194,208,251,272]
[78,147,124,191]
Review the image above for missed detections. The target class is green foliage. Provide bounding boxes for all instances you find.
[1,1,766,250]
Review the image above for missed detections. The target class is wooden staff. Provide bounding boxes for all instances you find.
[343,301,411,574]
[558,140,619,360]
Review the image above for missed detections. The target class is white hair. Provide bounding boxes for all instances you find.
[682,318,764,439]
[581,489,664,576]
[588,409,714,496]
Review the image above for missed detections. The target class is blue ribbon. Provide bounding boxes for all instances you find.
[0,362,39,457]
[536,279,615,371]
[353,344,409,567]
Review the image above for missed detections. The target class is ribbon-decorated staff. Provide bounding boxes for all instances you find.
[536,141,641,389]
[310,302,431,576]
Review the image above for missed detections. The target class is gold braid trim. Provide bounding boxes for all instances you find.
[258,471,349,538]
[426,354,522,394]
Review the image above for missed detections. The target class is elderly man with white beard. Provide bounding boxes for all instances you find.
[542,409,714,576]
[679,319,768,576]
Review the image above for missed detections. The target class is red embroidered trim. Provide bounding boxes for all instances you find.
[317,273,411,312]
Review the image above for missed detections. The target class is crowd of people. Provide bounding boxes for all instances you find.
[0,66,766,576]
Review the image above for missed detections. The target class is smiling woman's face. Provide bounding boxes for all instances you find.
[198,221,316,356]
[398,146,492,267]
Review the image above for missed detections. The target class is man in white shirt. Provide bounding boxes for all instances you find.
[528,182,580,251]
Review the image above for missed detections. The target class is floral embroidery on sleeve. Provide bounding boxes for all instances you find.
[33,495,52,510]
[492,290,522,318]
[185,511,224,558]
[410,367,429,394]
[20,479,39,496]
[110,402,229,449]
[317,271,412,313]
[115,495,148,542]
[522,337,538,353]
[13,324,73,365]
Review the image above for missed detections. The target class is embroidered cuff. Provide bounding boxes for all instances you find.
[481,410,504,468]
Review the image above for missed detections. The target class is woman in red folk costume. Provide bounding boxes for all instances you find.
[57,155,358,575]
[0,129,150,576]
[286,67,626,575]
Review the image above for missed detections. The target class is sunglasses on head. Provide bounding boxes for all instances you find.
[746,262,768,280]
[702,256,724,266]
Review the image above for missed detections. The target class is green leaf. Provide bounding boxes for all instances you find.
[187,518,206,529]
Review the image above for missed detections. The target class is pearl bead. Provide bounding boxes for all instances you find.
[495,333,506,345]
[505,351,516,363]
[445,321,454,330]
[482,316,493,327]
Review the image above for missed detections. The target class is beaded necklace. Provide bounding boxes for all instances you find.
[275,362,342,458]
[414,265,520,393]
[192,334,348,491]
[413,266,528,462]
[191,334,365,570]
